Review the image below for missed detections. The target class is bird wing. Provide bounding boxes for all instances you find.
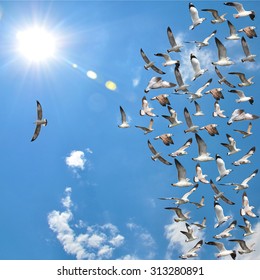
[140,48,150,64]
[175,159,187,181]
[195,133,207,156]
[31,124,42,142]
[119,106,127,123]
[174,65,185,86]
[241,36,251,56]
[227,20,237,36]
[147,140,157,155]
[167,26,177,47]
[184,107,194,128]
[36,100,43,120]
[206,241,225,252]
[158,155,172,165]
[215,37,227,60]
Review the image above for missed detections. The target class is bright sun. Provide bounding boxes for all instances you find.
[16,26,57,62]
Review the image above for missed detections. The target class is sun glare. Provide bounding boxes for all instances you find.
[16,26,57,62]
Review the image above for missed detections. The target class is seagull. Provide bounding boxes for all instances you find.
[192,217,206,229]
[31,100,47,142]
[190,196,205,209]
[220,169,258,192]
[241,36,256,62]
[212,37,235,66]
[154,53,179,67]
[201,9,227,24]
[199,124,219,136]
[194,163,209,184]
[213,220,237,239]
[233,122,253,138]
[189,2,206,30]
[214,201,232,228]
[147,140,172,165]
[225,20,240,40]
[240,191,259,218]
[227,109,259,125]
[215,154,232,182]
[165,207,191,222]
[167,26,183,53]
[193,101,204,116]
[185,30,217,50]
[154,133,174,146]
[151,94,170,106]
[232,146,255,166]
[190,53,208,81]
[140,48,165,74]
[205,241,236,259]
[171,158,194,187]
[188,78,212,102]
[144,77,176,93]
[159,184,198,206]
[179,240,203,259]
[135,118,154,134]
[238,217,255,237]
[192,133,214,162]
[140,96,158,117]
[162,106,183,128]
[205,88,224,100]
[228,89,254,104]
[118,106,130,128]
[229,239,255,254]
[184,107,199,133]
[221,133,241,155]
[169,138,192,157]
[228,72,254,87]
[180,223,198,242]
[214,66,235,88]
[238,26,257,39]
[213,101,228,118]
[174,62,190,93]
[210,180,235,205]
[224,2,255,20]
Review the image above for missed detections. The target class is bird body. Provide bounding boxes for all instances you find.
[31,100,47,142]
[189,3,206,30]
[215,154,232,181]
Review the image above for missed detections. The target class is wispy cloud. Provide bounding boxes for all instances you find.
[48,188,125,260]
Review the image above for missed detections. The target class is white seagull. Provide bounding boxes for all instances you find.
[169,138,192,157]
[221,133,241,155]
[140,48,165,74]
[192,217,206,229]
[238,217,255,237]
[224,2,255,20]
[144,77,176,93]
[194,163,209,184]
[201,9,227,24]
[190,196,205,209]
[214,201,232,228]
[240,191,259,218]
[241,36,256,62]
[31,100,47,142]
[227,109,259,125]
[192,133,214,162]
[154,52,179,67]
[212,37,235,66]
[171,159,194,187]
[215,154,232,182]
[205,241,236,259]
[162,106,183,128]
[225,20,240,40]
[118,106,130,128]
[147,140,172,165]
[151,94,170,107]
[174,62,190,93]
[214,66,235,88]
[167,26,183,53]
[229,239,255,254]
[190,53,208,81]
[210,180,235,205]
[228,72,254,87]
[179,240,203,259]
[238,26,257,39]
[213,101,228,118]
[233,122,253,138]
[193,101,204,116]
[232,146,255,166]
[213,220,237,239]
[180,223,198,242]
[165,207,191,222]
[186,30,217,50]
[189,2,206,30]
[184,107,199,133]
[220,169,258,192]
[188,78,212,102]
[140,96,158,117]
[135,118,154,134]
[228,89,254,104]
[154,133,174,146]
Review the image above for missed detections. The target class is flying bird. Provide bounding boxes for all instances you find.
[201,9,227,24]
[169,138,192,157]
[214,66,235,88]
[229,239,255,254]
[154,133,174,146]
[164,207,191,222]
[147,140,172,165]
[167,26,183,53]
[228,89,254,104]
[233,122,253,138]
[192,217,206,229]
[199,124,219,136]
[240,191,259,218]
[213,101,227,118]
[188,78,212,102]
[189,2,206,30]
[193,101,204,116]
[225,20,240,40]
[194,163,209,184]
[214,201,232,228]
[232,146,255,166]
[190,53,208,81]
[221,133,241,155]
[210,180,235,205]
[205,241,236,259]
[179,240,203,259]
[238,26,257,39]
[238,217,255,237]
[224,2,255,20]
[140,48,165,74]
[215,154,232,181]
[180,223,198,242]
[185,30,217,50]
[212,37,235,66]
[190,196,205,209]
[227,108,259,125]
[184,107,199,133]
[151,94,171,106]
[144,77,176,93]
[174,62,190,93]
[31,100,47,142]
[192,133,214,162]
[154,53,179,67]
[213,220,237,239]
[140,96,158,117]
[162,106,183,128]
[171,158,194,187]
[205,87,224,100]
[135,118,154,134]
[240,36,256,62]
[118,106,130,128]
[228,72,254,87]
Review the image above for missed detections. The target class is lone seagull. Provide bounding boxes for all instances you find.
[205,87,224,101]
[212,37,235,66]
[229,239,255,254]
[194,164,209,184]
[192,217,206,229]
[213,220,237,239]
[240,191,259,218]
[180,223,198,242]
[190,53,208,81]
[227,109,259,125]
[241,36,256,62]
[213,101,227,118]
[205,241,236,259]
[210,180,235,205]
[224,2,255,20]
[185,30,217,50]
[233,122,253,138]
[154,53,179,67]
[31,100,47,142]
[162,106,183,128]
[232,146,255,166]
[238,26,257,39]
[214,201,232,228]
[167,26,183,53]
[140,96,158,117]
[228,72,254,87]
[192,133,214,162]
[221,134,241,155]
[140,48,165,74]
[118,106,130,128]
[147,140,172,165]
[188,78,212,102]
[238,217,255,237]
[179,240,203,259]
[189,2,206,30]
[169,138,192,157]
[171,159,194,187]
[154,133,174,146]
[201,9,227,24]
[215,154,232,182]
[214,66,235,88]
[144,77,176,93]
[151,94,170,107]
[135,118,154,134]
[225,20,240,40]
[228,89,254,104]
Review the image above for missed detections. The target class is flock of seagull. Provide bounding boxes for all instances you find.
[119,2,259,260]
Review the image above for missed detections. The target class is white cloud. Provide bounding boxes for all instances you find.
[65,150,86,170]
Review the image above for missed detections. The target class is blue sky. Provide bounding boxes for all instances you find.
[0,0,259,260]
